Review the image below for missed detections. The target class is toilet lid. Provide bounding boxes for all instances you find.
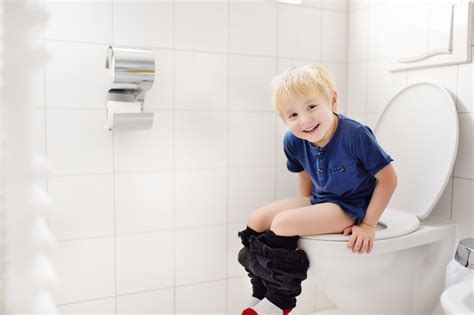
[374,82,459,219]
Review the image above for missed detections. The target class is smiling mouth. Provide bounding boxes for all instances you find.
[303,123,320,133]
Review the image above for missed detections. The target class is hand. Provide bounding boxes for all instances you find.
[346,222,375,254]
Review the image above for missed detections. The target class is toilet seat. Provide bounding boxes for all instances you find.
[302,82,458,244]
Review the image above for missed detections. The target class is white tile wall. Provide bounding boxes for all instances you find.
[52,237,115,305]
[44,41,109,109]
[229,112,275,167]
[115,171,173,234]
[48,174,114,240]
[229,1,278,56]
[113,1,173,48]
[116,231,174,295]
[5,0,352,313]
[43,0,113,43]
[175,280,227,314]
[278,4,322,60]
[175,2,228,53]
[228,55,276,111]
[46,110,113,175]
[175,225,226,285]
[57,297,115,314]
[116,289,174,315]
[174,50,227,110]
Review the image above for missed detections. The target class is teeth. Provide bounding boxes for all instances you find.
[304,124,319,132]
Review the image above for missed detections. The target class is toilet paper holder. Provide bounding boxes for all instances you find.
[104,46,155,131]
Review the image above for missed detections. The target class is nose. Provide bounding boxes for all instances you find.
[299,113,312,128]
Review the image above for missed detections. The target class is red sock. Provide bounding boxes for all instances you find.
[241,307,292,315]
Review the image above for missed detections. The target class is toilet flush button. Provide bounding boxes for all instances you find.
[455,238,474,269]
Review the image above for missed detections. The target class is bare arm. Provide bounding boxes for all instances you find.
[298,171,312,197]
[362,163,398,228]
[346,163,398,254]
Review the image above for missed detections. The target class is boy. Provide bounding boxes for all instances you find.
[237,64,397,315]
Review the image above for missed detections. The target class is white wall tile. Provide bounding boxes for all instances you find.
[276,119,289,166]
[52,237,115,304]
[228,223,246,278]
[115,172,173,235]
[175,169,227,229]
[277,58,319,73]
[349,0,368,12]
[302,0,322,8]
[46,110,113,175]
[392,3,429,61]
[145,49,174,110]
[57,297,115,314]
[278,4,322,60]
[116,231,174,295]
[43,0,112,43]
[322,0,347,12]
[322,11,347,62]
[452,178,474,237]
[324,62,347,112]
[116,289,174,315]
[174,51,227,110]
[44,41,109,109]
[406,65,458,96]
[457,55,473,113]
[368,3,392,59]
[229,1,278,56]
[176,280,227,314]
[347,62,367,113]
[276,166,300,199]
[348,8,368,61]
[32,109,46,156]
[367,59,406,113]
[365,111,378,130]
[346,112,366,124]
[430,177,454,220]
[114,111,173,172]
[454,113,474,179]
[228,55,276,112]
[228,167,276,223]
[175,2,228,53]
[175,225,227,285]
[113,1,173,48]
[5,38,45,109]
[48,174,114,240]
[227,276,253,314]
[175,111,227,170]
[3,0,44,41]
[229,112,275,167]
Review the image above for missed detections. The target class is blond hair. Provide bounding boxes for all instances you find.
[271,64,336,116]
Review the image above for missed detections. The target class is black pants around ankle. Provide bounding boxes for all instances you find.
[237,226,267,299]
[246,230,310,309]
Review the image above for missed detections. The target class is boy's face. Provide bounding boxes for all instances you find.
[281,91,338,147]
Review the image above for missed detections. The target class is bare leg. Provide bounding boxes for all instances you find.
[270,202,355,236]
[247,197,311,233]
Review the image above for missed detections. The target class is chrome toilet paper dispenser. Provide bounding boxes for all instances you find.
[105,46,155,131]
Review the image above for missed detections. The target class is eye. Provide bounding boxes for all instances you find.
[308,104,318,110]
[288,113,297,119]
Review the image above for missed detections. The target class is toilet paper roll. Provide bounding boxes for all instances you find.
[106,46,155,90]
[104,100,142,130]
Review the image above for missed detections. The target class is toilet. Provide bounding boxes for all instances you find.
[296,82,459,315]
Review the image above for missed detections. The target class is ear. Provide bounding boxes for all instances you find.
[331,91,338,112]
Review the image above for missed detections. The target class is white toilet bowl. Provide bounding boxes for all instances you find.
[295,83,460,315]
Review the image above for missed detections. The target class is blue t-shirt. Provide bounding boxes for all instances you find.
[283,112,394,225]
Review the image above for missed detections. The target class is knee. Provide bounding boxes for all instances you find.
[248,210,269,233]
[270,212,294,236]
